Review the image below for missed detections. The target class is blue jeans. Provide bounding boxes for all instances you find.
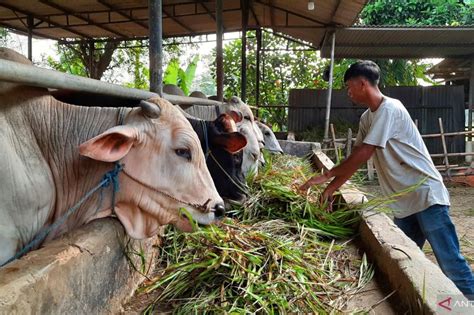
[394,204,474,298]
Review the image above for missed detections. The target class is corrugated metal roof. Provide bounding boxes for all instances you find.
[321,26,474,59]
[0,0,367,47]
[427,57,473,81]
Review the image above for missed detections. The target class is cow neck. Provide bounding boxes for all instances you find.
[37,102,130,235]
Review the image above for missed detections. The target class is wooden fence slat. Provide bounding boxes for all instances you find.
[330,123,339,163]
[367,158,375,181]
[346,128,352,159]
[438,117,450,170]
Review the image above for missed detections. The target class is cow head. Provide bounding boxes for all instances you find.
[225,96,264,177]
[79,97,225,238]
[256,121,284,154]
[205,113,248,204]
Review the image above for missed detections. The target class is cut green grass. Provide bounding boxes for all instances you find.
[138,153,405,314]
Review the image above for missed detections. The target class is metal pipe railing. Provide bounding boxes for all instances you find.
[0,59,223,107]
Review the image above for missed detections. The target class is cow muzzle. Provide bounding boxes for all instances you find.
[212,202,226,219]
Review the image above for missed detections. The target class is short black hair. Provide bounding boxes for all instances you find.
[344,60,380,86]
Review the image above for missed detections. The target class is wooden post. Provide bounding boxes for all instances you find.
[216,0,224,102]
[330,123,339,163]
[438,117,450,170]
[367,158,375,181]
[27,15,33,61]
[255,28,261,117]
[346,128,352,159]
[149,0,163,96]
[240,0,249,103]
[469,58,474,141]
[323,31,336,143]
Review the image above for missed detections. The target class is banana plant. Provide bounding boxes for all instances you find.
[163,55,199,96]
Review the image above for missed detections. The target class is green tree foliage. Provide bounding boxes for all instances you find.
[210,31,327,130]
[360,0,473,26]
[0,28,11,47]
[45,38,194,89]
[46,43,89,77]
[121,45,149,90]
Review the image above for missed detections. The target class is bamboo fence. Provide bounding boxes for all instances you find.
[322,118,474,179]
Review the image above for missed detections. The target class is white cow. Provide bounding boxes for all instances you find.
[0,48,224,265]
[223,96,265,177]
[256,121,284,154]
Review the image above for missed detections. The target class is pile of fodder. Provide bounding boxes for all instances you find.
[139,153,374,314]
[140,220,373,314]
[231,152,362,238]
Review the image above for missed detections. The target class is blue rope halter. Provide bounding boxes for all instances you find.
[1,162,123,267]
[1,108,128,267]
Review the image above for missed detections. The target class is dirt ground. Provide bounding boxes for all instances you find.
[360,183,474,270]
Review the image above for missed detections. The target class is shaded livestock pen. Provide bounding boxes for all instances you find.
[0,58,466,311]
[0,136,467,314]
[288,86,466,157]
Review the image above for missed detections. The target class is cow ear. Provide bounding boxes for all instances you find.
[213,132,247,153]
[79,125,138,162]
[227,110,243,123]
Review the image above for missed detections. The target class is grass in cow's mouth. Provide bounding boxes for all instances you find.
[138,153,395,313]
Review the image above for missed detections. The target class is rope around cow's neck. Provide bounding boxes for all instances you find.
[121,168,211,213]
[0,162,124,267]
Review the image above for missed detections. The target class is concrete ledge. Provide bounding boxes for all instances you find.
[359,211,466,314]
[278,140,321,157]
[0,218,156,314]
[309,148,468,313]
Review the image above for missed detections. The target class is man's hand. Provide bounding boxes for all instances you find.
[299,173,331,191]
[320,188,335,212]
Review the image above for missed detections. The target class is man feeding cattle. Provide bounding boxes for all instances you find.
[0,48,225,266]
[299,60,474,298]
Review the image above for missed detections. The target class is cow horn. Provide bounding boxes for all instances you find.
[140,100,161,118]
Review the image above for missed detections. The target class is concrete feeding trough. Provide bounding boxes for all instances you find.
[310,148,467,314]
[0,219,157,314]
[0,141,467,314]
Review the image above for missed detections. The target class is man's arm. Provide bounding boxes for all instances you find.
[299,143,376,195]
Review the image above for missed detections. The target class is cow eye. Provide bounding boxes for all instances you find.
[244,116,251,121]
[175,148,191,161]
[265,131,271,136]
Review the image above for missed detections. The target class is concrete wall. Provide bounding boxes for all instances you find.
[278,139,321,157]
[0,218,157,314]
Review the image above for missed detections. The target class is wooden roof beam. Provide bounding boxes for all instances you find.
[198,0,216,23]
[162,6,196,35]
[38,0,127,38]
[0,21,58,41]
[0,2,91,39]
[254,0,327,26]
[330,0,344,24]
[249,1,261,27]
[97,0,149,31]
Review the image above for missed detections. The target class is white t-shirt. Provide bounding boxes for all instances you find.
[355,96,450,218]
